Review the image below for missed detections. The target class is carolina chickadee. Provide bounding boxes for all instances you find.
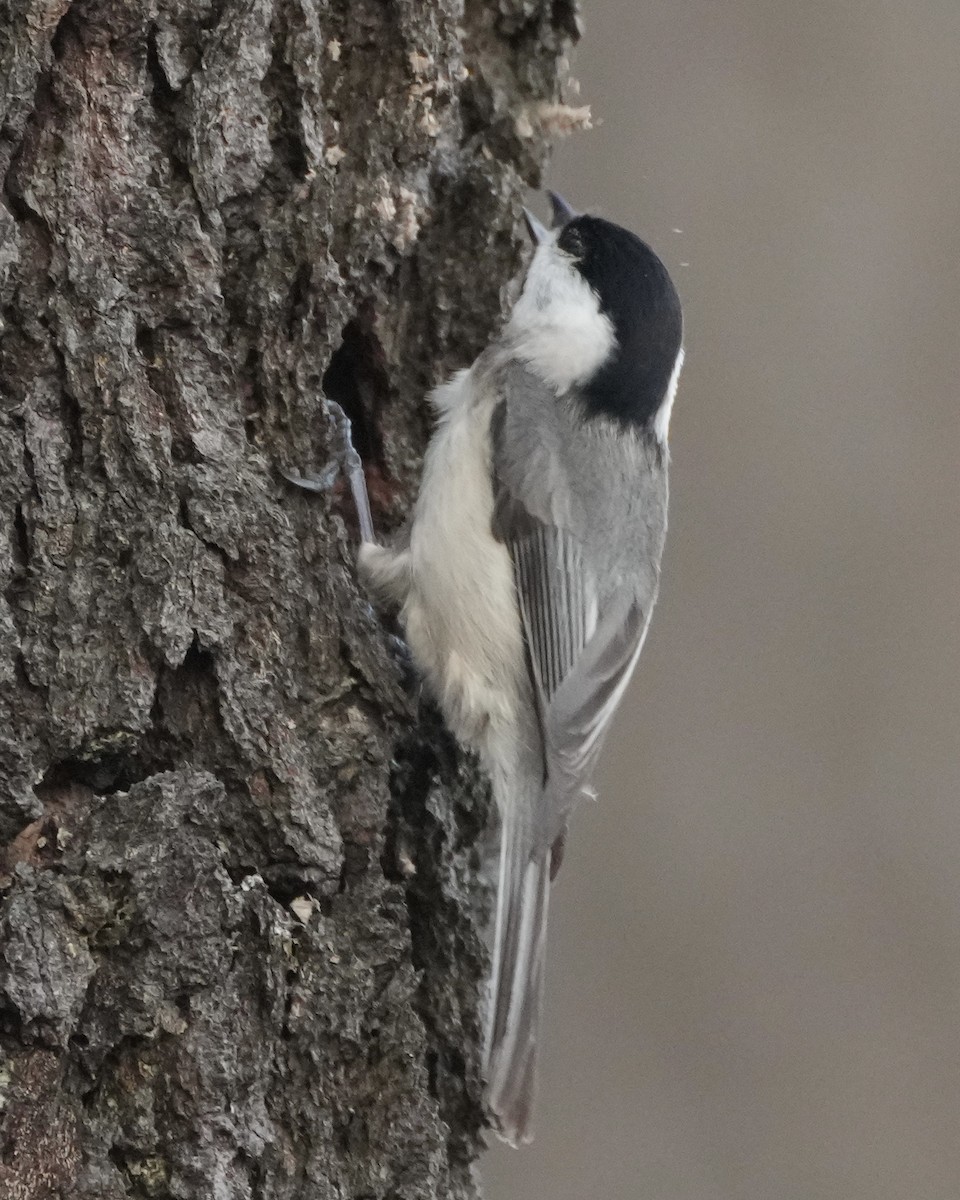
[359,193,684,1145]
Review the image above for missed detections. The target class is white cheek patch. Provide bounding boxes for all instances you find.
[507,240,617,395]
[653,345,684,444]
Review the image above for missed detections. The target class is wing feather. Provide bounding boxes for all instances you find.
[511,524,594,702]
[492,402,650,845]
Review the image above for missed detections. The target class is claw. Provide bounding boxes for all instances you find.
[283,399,376,544]
[282,465,339,492]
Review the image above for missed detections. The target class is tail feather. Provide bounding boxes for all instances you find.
[484,811,551,1146]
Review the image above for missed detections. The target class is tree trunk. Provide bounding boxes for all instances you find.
[0,1,579,1195]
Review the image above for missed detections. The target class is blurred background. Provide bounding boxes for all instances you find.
[485,2,960,1197]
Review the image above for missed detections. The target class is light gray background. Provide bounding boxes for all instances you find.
[485,3,960,1197]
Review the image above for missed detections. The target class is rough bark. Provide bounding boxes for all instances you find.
[0,1,579,1195]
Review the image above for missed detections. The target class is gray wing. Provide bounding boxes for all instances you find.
[491,402,654,851]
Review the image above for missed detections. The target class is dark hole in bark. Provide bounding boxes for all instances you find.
[50,3,79,60]
[37,740,161,797]
[135,323,156,361]
[261,866,328,910]
[12,503,30,568]
[145,25,176,104]
[322,307,391,467]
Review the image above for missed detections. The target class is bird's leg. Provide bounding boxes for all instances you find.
[284,398,417,683]
[282,398,376,544]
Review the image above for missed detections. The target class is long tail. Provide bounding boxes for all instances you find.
[483,795,551,1146]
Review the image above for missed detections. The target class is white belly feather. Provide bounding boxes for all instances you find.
[403,368,524,749]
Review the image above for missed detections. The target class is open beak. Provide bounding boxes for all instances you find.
[523,191,579,244]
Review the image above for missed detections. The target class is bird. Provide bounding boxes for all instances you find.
[356,191,684,1145]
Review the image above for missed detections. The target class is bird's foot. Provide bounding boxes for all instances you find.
[283,398,376,544]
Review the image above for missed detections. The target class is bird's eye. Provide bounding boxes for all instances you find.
[560,229,583,257]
